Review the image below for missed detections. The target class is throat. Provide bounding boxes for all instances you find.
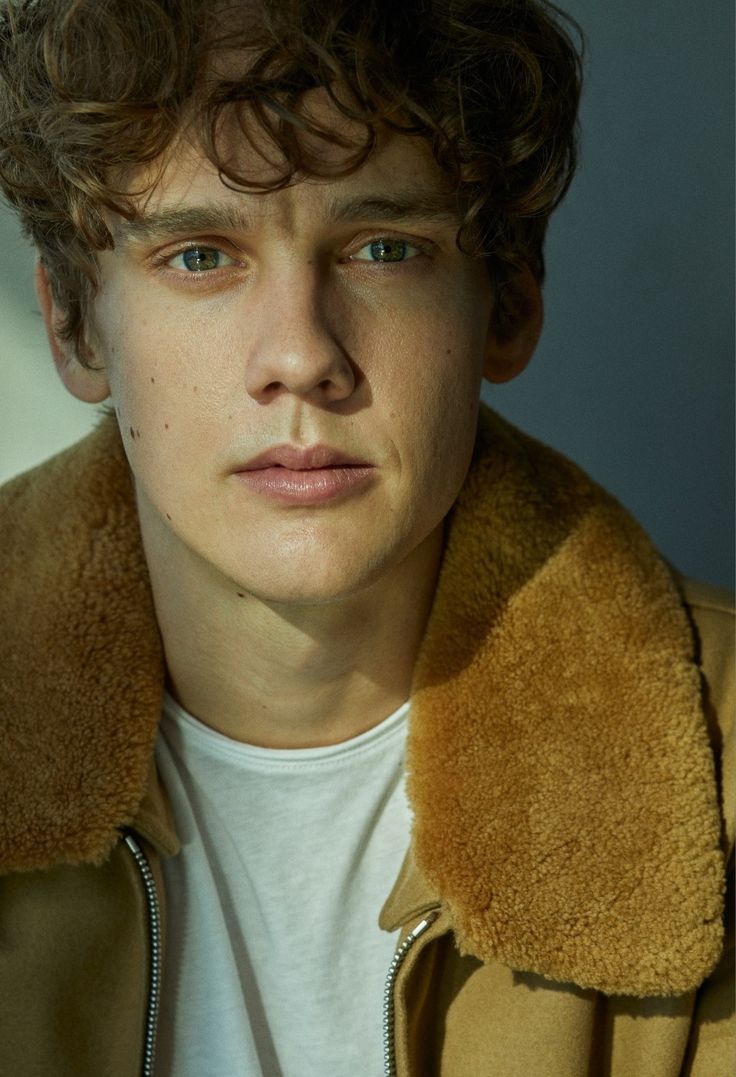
[138,494,444,748]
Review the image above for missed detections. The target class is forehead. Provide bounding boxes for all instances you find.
[117,87,462,239]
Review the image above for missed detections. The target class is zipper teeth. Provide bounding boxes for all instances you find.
[121,828,434,1077]
[123,832,162,1077]
[382,911,439,1077]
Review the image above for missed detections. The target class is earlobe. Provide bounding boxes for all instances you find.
[34,261,110,403]
[483,268,544,385]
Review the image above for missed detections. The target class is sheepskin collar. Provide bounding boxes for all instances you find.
[0,407,723,997]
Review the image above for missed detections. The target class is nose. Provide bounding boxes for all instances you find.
[244,268,356,405]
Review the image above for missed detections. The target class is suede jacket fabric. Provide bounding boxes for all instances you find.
[0,405,733,1077]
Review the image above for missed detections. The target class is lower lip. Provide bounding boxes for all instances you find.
[235,465,375,504]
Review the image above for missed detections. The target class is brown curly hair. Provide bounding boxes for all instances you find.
[0,0,582,362]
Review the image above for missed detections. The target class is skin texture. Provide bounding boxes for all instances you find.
[37,89,542,746]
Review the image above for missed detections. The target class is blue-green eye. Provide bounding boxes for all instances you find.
[352,238,421,263]
[169,246,236,272]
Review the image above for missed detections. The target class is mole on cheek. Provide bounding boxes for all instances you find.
[164,423,169,430]
[150,377,155,384]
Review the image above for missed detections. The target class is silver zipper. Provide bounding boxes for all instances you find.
[123,831,163,1077]
[382,911,439,1077]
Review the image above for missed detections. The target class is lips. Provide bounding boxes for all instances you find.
[234,444,375,505]
[239,444,370,472]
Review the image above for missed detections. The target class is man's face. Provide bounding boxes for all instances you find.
[84,93,498,605]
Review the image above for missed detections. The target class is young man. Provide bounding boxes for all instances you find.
[0,1,732,1075]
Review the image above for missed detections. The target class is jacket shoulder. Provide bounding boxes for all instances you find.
[679,576,735,617]
[0,418,165,874]
[677,575,734,696]
[676,574,734,853]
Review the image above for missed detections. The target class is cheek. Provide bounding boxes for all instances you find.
[92,321,175,476]
[412,364,482,485]
[376,297,486,444]
[373,335,484,532]
[97,302,201,438]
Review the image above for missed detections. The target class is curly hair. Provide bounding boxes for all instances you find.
[0,0,582,361]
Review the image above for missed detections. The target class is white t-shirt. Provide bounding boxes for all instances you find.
[154,693,412,1077]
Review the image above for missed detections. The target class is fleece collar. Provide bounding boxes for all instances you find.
[0,407,723,996]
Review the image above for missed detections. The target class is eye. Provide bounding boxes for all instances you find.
[350,238,423,264]
[167,246,237,272]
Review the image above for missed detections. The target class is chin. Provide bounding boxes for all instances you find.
[233,554,388,608]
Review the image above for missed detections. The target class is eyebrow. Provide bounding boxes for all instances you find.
[113,189,462,245]
[329,191,461,225]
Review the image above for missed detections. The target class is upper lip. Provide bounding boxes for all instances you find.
[238,444,371,471]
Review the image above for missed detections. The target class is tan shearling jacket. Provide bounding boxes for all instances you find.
[0,406,733,1077]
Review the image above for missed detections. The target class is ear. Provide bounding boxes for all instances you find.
[34,261,110,403]
[483,266,543,384]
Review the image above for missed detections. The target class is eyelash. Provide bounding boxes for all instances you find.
[150,234,434,279]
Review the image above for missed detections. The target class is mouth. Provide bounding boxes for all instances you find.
[234,444,375,505]
[240,444,371,472]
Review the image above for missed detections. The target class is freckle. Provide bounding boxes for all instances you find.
[446,348,451,355]
[166,513,172,521]
[193,386,198,394]
[150,377,155,384]
[164,423,169,429]
[129,426,135,439]
[237,592,245,598]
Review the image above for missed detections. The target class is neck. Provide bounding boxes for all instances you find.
[139,509,444,749]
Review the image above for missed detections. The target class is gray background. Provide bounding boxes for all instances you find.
[483,1,734,589]
[1,2,733,588]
